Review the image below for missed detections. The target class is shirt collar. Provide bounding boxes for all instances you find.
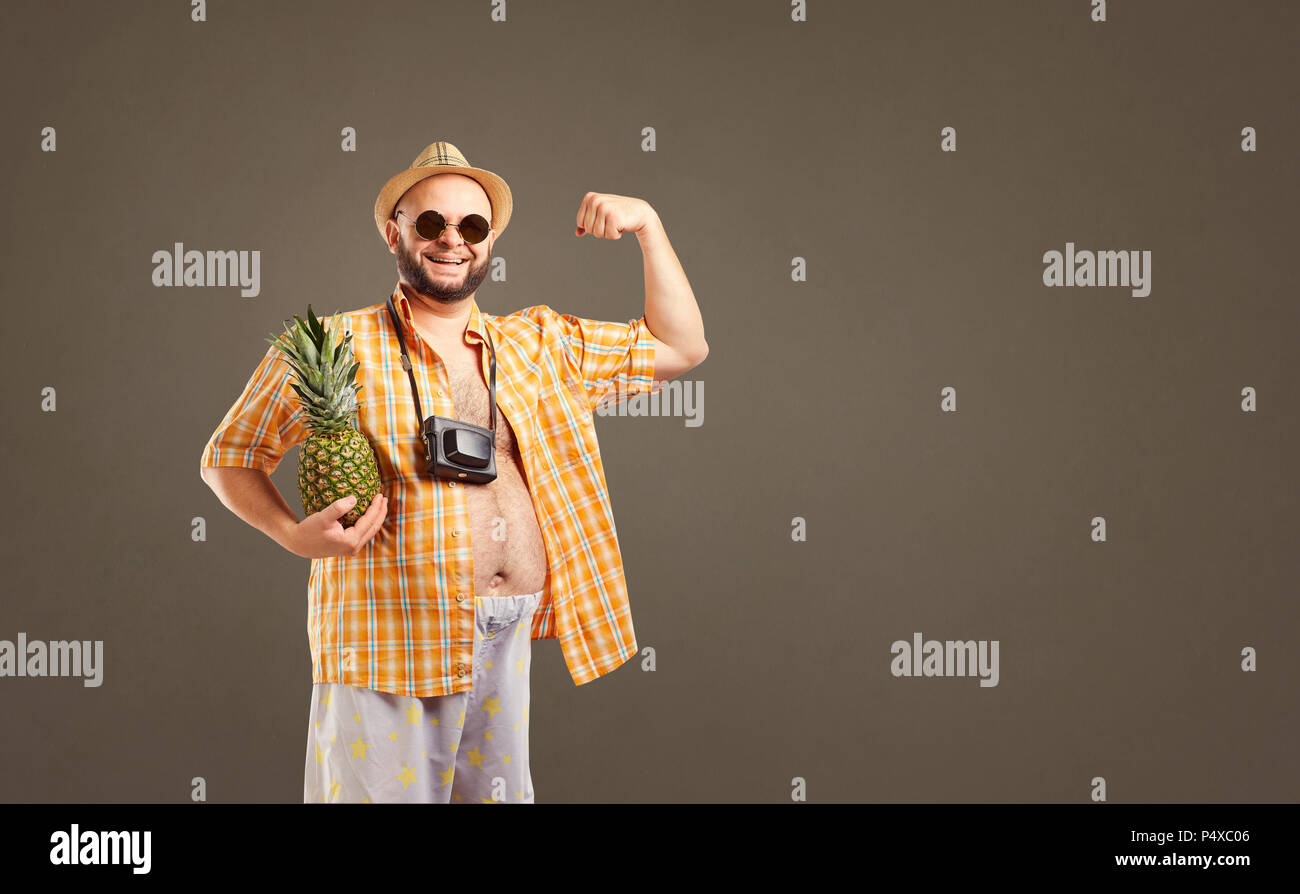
[391,282,487,346]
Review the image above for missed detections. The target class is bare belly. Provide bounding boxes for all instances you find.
[464,435,548,597]
[442,352,548,598]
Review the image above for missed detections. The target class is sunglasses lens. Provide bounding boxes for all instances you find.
[415,210,445,241]
[459,214,490,244]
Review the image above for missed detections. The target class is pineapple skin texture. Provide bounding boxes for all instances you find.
[297,428,382,527]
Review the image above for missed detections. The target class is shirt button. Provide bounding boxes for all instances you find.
[451,529,461,537]
[448,481,457,488]
[457,664,467,678]
[438,389,445,396]
[456,592,466,603]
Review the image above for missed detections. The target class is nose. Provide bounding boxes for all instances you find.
[436,225,467,251]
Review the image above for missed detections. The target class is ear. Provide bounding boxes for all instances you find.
[384,218,400,253]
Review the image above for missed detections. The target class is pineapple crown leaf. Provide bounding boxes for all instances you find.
[306,304,332,346]
[319,323,337,392]
[265,306,361,429]
[289,316,319,371]
[287,381,319,409]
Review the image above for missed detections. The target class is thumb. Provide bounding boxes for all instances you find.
[326,494,358,518]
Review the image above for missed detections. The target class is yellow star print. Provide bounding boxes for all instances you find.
[389,730,399,741]
[396,765,417,789]
[438,766,455,788]
[406,702,422,725]
[464,746,486,769]
[350,737,370,760]
[353,712,361,722]
[481,697,503,718]
[315,743,325,764]
[329,779,342,801]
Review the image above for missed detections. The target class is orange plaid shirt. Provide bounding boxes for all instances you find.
[200,282,659,697]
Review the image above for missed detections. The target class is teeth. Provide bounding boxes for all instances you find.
[429,257,464,264]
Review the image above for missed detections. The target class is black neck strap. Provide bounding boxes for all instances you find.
[385,295,496,433]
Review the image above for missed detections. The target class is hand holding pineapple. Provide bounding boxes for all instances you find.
[287,491,389,559]
[266,305,385,537]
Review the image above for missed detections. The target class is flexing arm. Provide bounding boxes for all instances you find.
[575,193,709,382]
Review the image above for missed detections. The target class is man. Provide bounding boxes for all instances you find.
[199,141,707,803]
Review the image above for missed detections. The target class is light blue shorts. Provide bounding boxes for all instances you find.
[303,590,541,804]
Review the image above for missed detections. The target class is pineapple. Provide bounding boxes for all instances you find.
[265,305,381,528]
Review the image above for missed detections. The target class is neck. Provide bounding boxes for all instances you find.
[398,282,475,344]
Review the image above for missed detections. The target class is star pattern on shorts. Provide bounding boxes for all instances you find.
[396,765,417,789]
[310,597,537,803]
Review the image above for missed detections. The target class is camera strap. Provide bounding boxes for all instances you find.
[385,294,496,433]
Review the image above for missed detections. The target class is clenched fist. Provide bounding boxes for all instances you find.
[574,192,656,240]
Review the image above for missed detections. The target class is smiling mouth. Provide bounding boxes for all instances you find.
[425,255,467,267]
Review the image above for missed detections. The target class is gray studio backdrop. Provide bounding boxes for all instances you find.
[2,0,1296,802]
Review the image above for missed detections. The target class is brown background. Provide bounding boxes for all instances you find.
[1,0,1296,802]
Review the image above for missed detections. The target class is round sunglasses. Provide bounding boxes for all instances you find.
[394,209,491,244]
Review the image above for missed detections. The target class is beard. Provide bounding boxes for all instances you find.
[395,237,491,305]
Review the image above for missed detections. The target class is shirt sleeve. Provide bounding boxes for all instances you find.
[551,310,659,412]
[200,343,308,474]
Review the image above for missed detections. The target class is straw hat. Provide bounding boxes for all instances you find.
[373,141,513,243]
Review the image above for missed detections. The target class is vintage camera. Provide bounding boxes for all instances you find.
[387,295,498,484]
[421,411,497,483]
